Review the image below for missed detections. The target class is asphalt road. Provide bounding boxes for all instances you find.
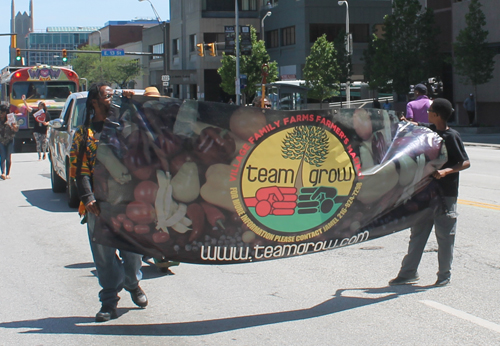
[0,145,499,346]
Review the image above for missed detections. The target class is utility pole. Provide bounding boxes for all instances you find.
[235,0,241,106]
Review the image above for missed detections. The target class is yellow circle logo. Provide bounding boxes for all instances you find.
[235,122,358,241]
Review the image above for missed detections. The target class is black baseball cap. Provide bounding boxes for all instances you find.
[414,84,427,94]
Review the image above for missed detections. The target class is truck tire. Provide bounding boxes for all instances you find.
[51,161,66,193]
[66,164,80,208]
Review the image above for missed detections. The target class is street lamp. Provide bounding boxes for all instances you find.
[338,0,350,108]
[139,0,162,22]
[139,0,168,94]
[261,11,272,41]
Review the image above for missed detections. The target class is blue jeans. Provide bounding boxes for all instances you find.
[0,140,14,175]
[87,213,143,308]
[398,197,457,281]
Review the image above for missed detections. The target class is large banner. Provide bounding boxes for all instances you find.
[93,96,447,264]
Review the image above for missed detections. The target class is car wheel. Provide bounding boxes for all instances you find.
[66,164,80,208]
[51,160,66,193]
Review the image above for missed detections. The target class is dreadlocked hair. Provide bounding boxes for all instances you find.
[84,82,110,127]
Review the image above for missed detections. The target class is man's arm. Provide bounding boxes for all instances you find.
[406,102,414,120]
[70,127,98,215]
[432,160,470,179]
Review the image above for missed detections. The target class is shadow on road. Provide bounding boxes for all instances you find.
[21,189,74,213]
[0,284,433,336]
[64,261,171,281]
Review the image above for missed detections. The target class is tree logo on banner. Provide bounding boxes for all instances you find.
[233,115,361,243]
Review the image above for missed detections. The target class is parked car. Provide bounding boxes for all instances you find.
[48,89,145,208]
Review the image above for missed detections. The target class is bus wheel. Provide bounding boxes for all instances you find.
[14,139,23,153]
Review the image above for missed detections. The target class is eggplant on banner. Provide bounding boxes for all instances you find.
[92,96,447,264]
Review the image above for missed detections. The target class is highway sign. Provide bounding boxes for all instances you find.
[101,49,125,57]
[161,75,170,82]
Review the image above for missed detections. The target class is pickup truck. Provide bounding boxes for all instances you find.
[47,91,88,208]
[48,89,145,207]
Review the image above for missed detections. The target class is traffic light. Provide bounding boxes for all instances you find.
[207,43,217,57]
[62,49,68,62]
[15,48,21,61]
[196,43,204,57]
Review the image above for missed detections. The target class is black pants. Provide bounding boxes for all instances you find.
[467,111,475,125]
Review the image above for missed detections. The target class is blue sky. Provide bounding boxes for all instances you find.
[0,0,170,68]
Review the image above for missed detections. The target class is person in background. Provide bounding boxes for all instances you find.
[70,83,148,322]
[22,95,50,160]
[373,98,381,109]
[382,100,391,111]
[405,83,431,123]
[389,98,470,287]
[228,98,234,105]
[252,96,271,109]
[0,105,19,180]
[463,93,475,126]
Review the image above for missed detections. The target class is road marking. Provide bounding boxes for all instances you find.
[421,300,500,334]
[458,199,500,211]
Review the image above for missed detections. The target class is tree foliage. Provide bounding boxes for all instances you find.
[303,34,341,106]
[333,30,352,86]
[453,0,495,88]
[71,45,141,88]
[218,26,278,102]
[363,0,441,95]
[281,126,329,189]
[363,32,390,90]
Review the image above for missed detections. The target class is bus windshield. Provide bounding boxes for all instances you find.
[12,81,77,101]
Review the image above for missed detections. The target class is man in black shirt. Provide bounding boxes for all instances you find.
[389,98,470,287]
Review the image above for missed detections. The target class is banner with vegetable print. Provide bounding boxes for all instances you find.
[93,96,447,264]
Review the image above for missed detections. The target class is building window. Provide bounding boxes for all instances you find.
[262,0,278,8]
[241,0,257,10]
[152,43,164,59]
[309,23,370,43]
[203,0,257,11]
[189,34,197,52]
[309,23,344,42]
[266,30,279,49]
[352,24,370,43]
[172,38,180,55]
[282,26,295,46]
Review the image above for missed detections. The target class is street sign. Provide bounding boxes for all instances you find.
[162,81,170,87]
[225,26,236,54]
[101,49,125,57]
[161,75,170,82]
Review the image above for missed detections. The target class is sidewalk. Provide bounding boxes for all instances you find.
[453,126,500,148]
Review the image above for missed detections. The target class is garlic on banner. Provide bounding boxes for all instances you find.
[155,170,192,234]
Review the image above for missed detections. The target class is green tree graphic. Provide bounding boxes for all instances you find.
[281,126,329,190]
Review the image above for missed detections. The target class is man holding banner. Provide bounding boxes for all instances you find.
[389,98,470,287]
[70,83,148,322]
